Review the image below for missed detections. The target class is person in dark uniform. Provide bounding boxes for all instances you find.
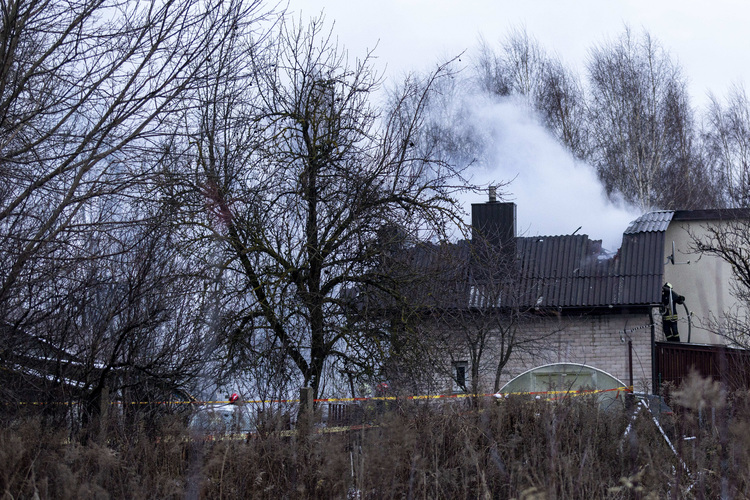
[661,282,685,342]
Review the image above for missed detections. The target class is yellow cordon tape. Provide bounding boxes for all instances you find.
[9,387,632,406]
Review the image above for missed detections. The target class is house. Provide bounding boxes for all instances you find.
[0,321,91,394]
[0,321,195,414]
[382,196,750,395]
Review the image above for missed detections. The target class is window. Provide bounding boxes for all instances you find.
[454,361,468,391]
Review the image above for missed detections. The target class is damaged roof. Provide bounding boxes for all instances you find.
[515,228,664,309]
[495,209,686,309]
[381,208,750,312]
[387,211,677,311]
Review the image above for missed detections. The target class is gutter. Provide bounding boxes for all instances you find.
[542,304,654,316]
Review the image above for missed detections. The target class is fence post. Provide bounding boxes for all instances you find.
[98,385,109,443]
[298,387,314,435]
[300,386,314,412]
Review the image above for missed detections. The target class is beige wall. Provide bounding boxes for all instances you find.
[663,220,740,344]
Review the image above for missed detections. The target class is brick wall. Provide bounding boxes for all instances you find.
[496,311,656,393]
[438,309,659,395]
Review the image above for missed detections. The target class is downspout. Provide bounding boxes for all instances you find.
[650,307,657,395]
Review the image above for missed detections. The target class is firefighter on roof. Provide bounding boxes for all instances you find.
[661,282,685,342]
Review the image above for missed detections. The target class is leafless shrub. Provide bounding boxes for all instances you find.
[8,390,750,497]
[672,369,727,412]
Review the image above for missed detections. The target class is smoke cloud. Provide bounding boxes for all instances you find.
[451,94,641,253]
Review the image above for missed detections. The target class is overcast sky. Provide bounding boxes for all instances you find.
[285,0,750,250]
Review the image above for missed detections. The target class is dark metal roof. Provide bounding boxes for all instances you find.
[672,208,750,222]
[513,230,664,309]
[622,209,750,231]
[390,230,666,311]
[378,208,702,312]
[376,241,471,310]
[624,211,673,234]
[463,207,750,310]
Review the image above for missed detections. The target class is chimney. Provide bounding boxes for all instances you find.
[471,191,516,250]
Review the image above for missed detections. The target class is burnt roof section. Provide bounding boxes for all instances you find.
[513,229,664,309]
[512,207,750,308]
[513,209,683,308]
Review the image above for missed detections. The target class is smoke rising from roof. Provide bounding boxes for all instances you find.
[449,94,641,253]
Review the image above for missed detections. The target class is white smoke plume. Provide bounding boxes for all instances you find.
[448,93,641,253]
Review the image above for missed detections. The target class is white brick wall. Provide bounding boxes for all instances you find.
[437,309,658,394]
[496,311,655,393]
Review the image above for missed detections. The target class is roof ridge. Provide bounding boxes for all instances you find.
[517,233,589,240]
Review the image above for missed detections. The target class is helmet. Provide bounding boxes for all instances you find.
[663,282,673,289]
[229,393,239,403]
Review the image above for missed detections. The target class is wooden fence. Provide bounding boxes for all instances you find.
[654,341,750,391]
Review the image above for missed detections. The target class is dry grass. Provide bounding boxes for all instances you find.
[1,378,749,498]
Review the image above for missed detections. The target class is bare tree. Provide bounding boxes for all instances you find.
[475,28,547,100]
[384,232,557,395]
[0,0,266,324]
[536,58,589,160]
[412,67,492,176]
[658,79,720,209]
[172,16,468,399]
[474,28,588,159]
[0,0,270,421]
[454,239,558,394]
[0,195,211,433]
[703,85,750,207]
[690,217,750,347]
[67,214,207,428]
[586,27,704,210]
[451,26,721,211]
